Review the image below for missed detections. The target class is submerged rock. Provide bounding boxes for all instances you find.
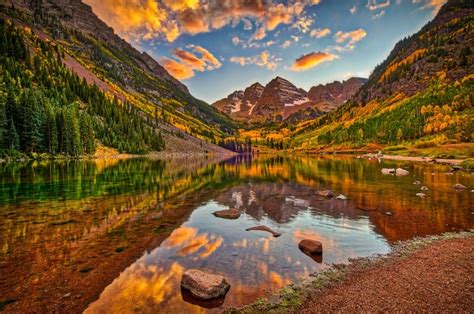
[316,190,334,198]
[246,225,281,237]
[395,168,409,176]
[384,211,394,216]
[336,194,347,200]
[413,181,421,185]
[416,193,426,198]
[453,183,467,190]
[299,239,323,256]
[421,186,429,191]
[181,269,230,300]
[212,209,241,219]
[381,168,395,174]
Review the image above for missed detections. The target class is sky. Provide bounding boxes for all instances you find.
[83,0,445,103]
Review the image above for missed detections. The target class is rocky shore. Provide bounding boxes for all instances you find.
[228,230,474,313]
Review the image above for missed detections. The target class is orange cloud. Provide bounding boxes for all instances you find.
[160,45,221,80]
[291,51,337,71]
[310,27,331,38]
[413,0,447,14]
[173,48,206,71]
[86,0,323,42]
[160,58,194,79]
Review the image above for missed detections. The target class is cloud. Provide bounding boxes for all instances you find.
[291,51,338,71]
[160,58,194,80]
[86,0,323,42]
[372,10,386,18]
[281,40,292,48]
[366,0,390,10]
[253,26,267,40]
[293,15,314,33]
[310,28,331,38]
[333,28,367,50]
[412,0,447,14]
[350,5,357,14]
[160,45,221,80]
[230,51,279,70]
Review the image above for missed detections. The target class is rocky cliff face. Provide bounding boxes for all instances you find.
[212,76,366,123]
[308,77,367,111]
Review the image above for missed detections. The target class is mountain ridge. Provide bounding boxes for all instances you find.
[212,76,367,123]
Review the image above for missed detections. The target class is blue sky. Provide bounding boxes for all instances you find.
[84,0,443,103]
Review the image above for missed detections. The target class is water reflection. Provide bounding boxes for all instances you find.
[0,155,472,312]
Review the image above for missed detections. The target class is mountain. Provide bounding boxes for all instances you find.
[0,0,236,156]
[291,0,473,150]
[308,77,368,112]
[212,76,365,123]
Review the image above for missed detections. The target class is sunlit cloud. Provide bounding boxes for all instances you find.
[230,51,279,70]
[366,0,391,11]
[86,0,323,43]
[291,51,338,71]
[332,28,367,51]
[160,45,221,79]
[372,10,386,19]
[412,0,447,14]
[310,27,331,38]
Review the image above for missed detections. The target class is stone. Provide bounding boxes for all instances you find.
[181,269,230,300]
[381,168,395,174]
[212,209,241,219]
[246,225,281,237]
[384,211,393,216]
[453,183,467,190]
[316,190,334,198]
[416,193,426,198]
[420,186,429,191]
[298,239,323,256]
[413,181,421,185]
[395,168,409,176]
[336,194,347,200]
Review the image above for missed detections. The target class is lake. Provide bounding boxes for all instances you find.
[0,155,472,313]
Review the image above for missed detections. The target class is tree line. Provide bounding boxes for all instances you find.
[0,18,164,157]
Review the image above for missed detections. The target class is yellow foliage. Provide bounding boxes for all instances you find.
[379,48,427,83]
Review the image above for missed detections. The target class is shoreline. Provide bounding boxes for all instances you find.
[359,153,464,165]
[229,230,474,313]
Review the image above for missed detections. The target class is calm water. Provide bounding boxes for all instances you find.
[0,156,472,312]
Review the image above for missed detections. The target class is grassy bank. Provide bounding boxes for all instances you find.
[227,230,474,313]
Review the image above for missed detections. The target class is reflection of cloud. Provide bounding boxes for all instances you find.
[162,226,223,258]
[293,229,321,243]
[366,0,390,11]
[86,261,185,312]
[310,27,331,38]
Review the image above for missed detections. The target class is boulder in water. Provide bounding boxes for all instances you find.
[212,209,241,219]
[181,269,230,300]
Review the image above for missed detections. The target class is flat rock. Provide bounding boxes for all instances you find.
[416,193,426,198]
[420,186,429,191]
[336,194,347,200]
[299,239,323,256]
[453,183,467,190]
[212,209,241,219]
[181,269,230,300]
[381,168,395,174]
[246,225,281,237]
[395,168,409,176]
[316,190,334,198]
[413,181,421,185]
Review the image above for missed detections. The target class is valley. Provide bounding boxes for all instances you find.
[0,0,472,313]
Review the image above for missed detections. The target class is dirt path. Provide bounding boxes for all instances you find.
[300,236,474,312]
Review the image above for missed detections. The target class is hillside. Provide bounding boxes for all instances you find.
[212,76,365,124]
[0,0,235,157]
[290,0,473,153]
